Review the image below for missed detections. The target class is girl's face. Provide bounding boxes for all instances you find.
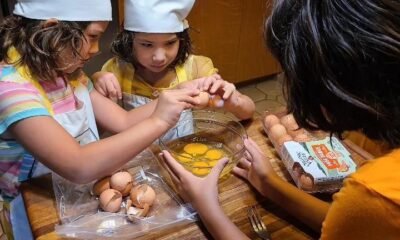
[62,21,109,74]
[133,33,180,73]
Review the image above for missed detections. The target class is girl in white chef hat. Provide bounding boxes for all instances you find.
[92,0,255,123]
[0,0,199,238]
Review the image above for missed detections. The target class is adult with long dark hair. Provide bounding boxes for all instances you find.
[161,0,400,239]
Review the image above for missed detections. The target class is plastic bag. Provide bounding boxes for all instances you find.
[53,148,196,239]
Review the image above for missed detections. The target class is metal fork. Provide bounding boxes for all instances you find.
[248,206,271,240]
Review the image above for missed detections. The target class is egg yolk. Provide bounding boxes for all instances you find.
[208,160,219,167]
[177,153,192,163]
[192,168,210,176]
[205,149,223,160]
[183,143,208,155]
[192,161,209,168]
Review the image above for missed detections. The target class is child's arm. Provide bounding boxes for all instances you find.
[9,88,200,184]
[161,151,249,240]
[220,88,255,120]
[92,71,122,102]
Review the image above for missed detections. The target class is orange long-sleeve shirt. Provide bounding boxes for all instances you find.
[321,149,400,239]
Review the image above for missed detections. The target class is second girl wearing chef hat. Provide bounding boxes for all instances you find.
[92,0,255,129]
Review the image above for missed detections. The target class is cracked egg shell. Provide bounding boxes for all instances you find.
[130,184,156,208]
[99,189,122,213]
[110,171,134,196]
[92,176,111,196]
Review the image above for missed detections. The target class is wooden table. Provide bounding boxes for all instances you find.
[20,117,370,240]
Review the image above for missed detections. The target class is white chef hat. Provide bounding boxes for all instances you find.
[13,0,112,21]
[124,0,195,33]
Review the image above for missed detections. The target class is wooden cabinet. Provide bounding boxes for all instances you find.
[187,0,280,83]
[118,0,280,84]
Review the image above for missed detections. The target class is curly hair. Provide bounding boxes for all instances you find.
[0,15,90,81]
[111,29,192,70]
[265,0,400,147]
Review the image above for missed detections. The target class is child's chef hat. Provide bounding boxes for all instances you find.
[13,0,112,21]
[124,0,195,33]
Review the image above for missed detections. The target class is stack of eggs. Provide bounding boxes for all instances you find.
[263,113,312,154]
[92,171,156,220]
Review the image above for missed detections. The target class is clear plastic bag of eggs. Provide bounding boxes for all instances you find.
[53,148,197,239]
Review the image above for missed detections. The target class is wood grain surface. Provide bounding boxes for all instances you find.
[20,117,369,239]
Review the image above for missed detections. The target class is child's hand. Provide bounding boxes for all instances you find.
[160,150,229,208]
[176,74,223,91]
[207,77,236,101]
[151,88,200,128]
[232,138,278,197]
[92,71,122,102]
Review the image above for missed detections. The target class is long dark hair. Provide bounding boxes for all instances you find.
[0,15,90,81]
[111,29,192,70]
[265,0,400,147]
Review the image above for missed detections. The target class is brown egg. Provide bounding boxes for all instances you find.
[277,134,293,147]
[269,124,287,142]
[280,114,297,129]
[130,184,156,208]
[92,176,111,196]
[110,171,134,196]
[264,114,280,129]
[299,174,314,191]
[291,163,303,181]
[294,133,311,142]
[287,126,304,137]
[208,94,224,108]
[193,92,210,109]
[127,205,150,221]
[99,189,122,213]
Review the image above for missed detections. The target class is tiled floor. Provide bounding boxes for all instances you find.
[237,73,286,117]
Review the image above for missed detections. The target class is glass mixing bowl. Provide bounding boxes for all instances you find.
[159,110,247,179]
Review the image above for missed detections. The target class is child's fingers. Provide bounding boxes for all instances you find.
[222,84,236,99]
[159,153,181,184]
[209,80,224,94]
[232,166,248,180]
[95,85,107,97]
[161,150,187,179]
[111,78,122,100]
[202,76,214,91]
[247,137,264,154]
[208,158,229,182]
[244,138,260,161]
[105,80,117,98]
[237,157,252,170]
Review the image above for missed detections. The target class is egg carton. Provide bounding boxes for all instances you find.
[262,111,357,193]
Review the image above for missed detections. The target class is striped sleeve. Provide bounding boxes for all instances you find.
[0,81,50,134]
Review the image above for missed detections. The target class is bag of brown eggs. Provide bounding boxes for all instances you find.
[52,148,197,239]
[263,111,357,193]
